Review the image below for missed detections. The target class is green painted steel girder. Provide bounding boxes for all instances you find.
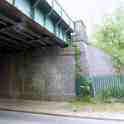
[4,0,73,45]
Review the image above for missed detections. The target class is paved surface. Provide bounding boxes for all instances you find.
[0,99,124,121]
[0,110,124,124]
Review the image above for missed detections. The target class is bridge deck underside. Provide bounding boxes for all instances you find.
[0,0,65,52]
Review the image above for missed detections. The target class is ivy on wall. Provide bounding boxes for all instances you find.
[74,45,92,97]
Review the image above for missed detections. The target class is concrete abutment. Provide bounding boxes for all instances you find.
[0,46,76,101]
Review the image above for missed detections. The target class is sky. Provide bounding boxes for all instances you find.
[58,0,124,36]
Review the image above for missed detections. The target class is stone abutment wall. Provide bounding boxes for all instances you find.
[0,46,76,101]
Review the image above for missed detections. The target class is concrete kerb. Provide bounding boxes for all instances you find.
[0,108,124,122]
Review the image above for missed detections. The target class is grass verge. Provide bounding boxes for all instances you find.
[69,99,124,112]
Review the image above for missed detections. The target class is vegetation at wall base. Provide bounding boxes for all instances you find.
[76,75,92,97]
[94,84,124,103]
[74,45,93,98]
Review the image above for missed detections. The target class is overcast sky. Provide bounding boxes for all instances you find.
[58,0,124,36]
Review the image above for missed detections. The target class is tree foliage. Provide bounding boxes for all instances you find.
[92,7,124,73]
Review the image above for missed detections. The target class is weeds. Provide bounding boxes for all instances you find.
[95,84,124,103]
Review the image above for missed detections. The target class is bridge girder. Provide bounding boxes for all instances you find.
[0,0,65,52]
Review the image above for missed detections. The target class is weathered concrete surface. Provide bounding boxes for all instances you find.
[0,46,76,101]
[73,42,116,77]
[85,45,116,76]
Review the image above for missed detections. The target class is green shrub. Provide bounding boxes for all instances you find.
[77,76,92,97]
[97,89,112,103]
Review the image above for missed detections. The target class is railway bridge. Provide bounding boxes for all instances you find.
[0,0,75,100]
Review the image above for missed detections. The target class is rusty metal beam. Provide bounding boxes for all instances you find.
[0,34,29,48]
[0,34,47,49]
[22,27,55,45]
[0,32,48,48]
[0,25,54,47]
[0,14,15,25]
[0,23,38,41]
[0,34,19,45]
[0,25,14,32]
[15,30,35,40]
[0,37,30,51]
[0,31,29,43]
[21,28,40,39]
[0,32,34,48]
[0,41,19,50]
[0,12,56,48]
[0,20,7,26]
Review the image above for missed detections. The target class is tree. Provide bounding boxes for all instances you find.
[92,7,124,74]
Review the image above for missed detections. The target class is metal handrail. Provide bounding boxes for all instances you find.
[46,0,74,30]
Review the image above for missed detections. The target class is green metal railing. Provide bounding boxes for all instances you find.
[46,0,74,30]
[75,74,124,97]
[92,75,124,96]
